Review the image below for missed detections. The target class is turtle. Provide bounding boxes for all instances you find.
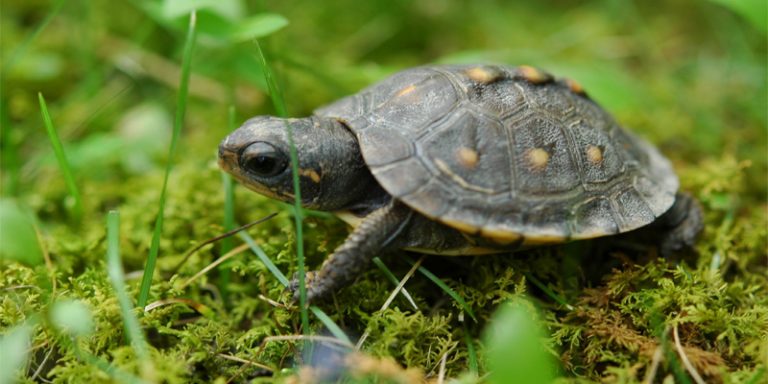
[217,64,703,301]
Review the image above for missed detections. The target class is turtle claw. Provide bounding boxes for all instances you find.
[288,271,320,303]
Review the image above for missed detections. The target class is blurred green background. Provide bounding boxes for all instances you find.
[1,0,766,382]
[2,0,766,202]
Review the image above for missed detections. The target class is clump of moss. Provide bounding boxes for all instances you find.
[553,259,766,382]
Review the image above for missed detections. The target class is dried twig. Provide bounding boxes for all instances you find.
[177,243,249,290]
[355,256,424,349]
[673,324,706,384]
[643,345,663,384]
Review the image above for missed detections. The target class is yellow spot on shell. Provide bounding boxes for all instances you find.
[518,65,551,84]
[526,148,550,171]
[480,227,522,245]
[299,168,321,183]
[565,78,585,94]
[396,84,417,97]
[456,147,479,169]
[586,145,603,165]
[465,66,503,84]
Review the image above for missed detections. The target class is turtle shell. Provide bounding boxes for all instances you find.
[314,64,678,244]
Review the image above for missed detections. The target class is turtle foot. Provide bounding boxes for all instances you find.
[657,193,704,257]
[288,271,323,303]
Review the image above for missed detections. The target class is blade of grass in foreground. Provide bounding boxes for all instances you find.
[309,306,353,346]
[106,211,153,379]
[238,231,290,287]
[137,11,198,308]
[464,323,478,374]
[372,257,418,310]
[38,93,83,220]
[405,256,477,322]
[524,272,573,310]
[2,0,65,73]
[253,40,310,336]
[218,106,237,303]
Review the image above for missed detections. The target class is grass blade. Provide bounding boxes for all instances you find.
[38,93,83,220]
[405,256,477,322]
[137,11,198,308]
[309,306,353,346]
[372,257,418,310]
[463,323,478,374]
[106,211,153,378]
[218,106,238,303]
[524,272,573,310]
[238,231,291,287]
[2,0,65,73]
[69,340,145,384]
[252,40,310,335]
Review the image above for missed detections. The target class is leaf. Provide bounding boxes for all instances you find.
[483,298,558,384]
[310,306,353,346]
[0,199,43,266]
[161,0,244,21]
[230,14,289,42]
[0,323,33,384]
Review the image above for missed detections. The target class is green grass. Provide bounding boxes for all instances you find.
[1,1,766,382]
[238,230,290,287]
[1,0,65,74]
[309,305,353,346]
[38,93,82,220]
[106,210,152,378]
[137,11,198,309]
[405,256,477,322]
[252,40,311,339]
[218,105,238,303]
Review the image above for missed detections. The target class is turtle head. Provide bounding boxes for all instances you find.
[218,116,373,210]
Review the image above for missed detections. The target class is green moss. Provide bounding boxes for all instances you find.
[2,0,766,382]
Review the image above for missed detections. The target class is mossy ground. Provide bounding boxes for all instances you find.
[2,1,766,383]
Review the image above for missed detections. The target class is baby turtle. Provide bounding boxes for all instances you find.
[218,64,703,301]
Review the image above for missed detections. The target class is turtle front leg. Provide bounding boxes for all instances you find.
[290,201,413,302]
[656,192,704,256]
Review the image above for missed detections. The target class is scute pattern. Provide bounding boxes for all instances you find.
[570,121,622,184]
[511,116,580,194]
[421,112,510,194]
[315,64,679,240]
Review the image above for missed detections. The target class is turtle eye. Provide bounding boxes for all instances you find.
[241,142,288,178]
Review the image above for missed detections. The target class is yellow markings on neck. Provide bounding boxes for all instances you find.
[299,168,321,183]
[525,147,550,171]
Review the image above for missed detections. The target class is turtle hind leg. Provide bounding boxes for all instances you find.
[289,201,413,302]
[656,192,704,256]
